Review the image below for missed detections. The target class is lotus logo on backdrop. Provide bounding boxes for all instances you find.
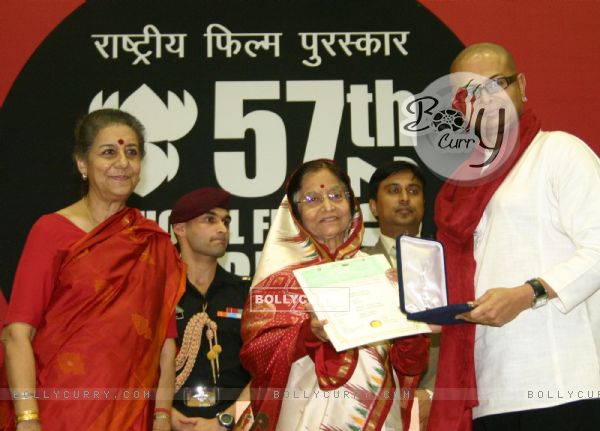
[89,84,198,196]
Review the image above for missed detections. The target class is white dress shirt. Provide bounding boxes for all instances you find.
[380,234,398,268]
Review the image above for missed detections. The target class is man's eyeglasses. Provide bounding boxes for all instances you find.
[295,186,350,207]
[470,74,519,98]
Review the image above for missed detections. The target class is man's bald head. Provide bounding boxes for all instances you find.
[451,43,518,74]
[451,42,526,118]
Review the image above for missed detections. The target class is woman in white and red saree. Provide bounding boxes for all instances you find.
[240,159,429,431]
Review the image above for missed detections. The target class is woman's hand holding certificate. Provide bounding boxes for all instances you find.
[293,254,430,351]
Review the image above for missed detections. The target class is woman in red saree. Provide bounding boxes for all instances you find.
[1,109,186,431]
[239,159,429,431]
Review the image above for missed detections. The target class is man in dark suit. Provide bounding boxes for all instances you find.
[366,160,426,261]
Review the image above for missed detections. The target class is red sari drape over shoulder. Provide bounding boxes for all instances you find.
[429,110,542,431]
[2,208,186,431]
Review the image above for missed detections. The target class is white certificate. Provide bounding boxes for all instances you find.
[293,254,430,352]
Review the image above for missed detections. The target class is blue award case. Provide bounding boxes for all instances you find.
[396,235,472,324]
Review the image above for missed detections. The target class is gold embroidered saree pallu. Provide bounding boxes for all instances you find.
[12,208,185,431]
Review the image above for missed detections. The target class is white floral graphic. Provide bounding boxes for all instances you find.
[89,84,198,196]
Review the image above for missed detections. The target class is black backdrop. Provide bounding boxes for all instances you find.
[0,0,462,296]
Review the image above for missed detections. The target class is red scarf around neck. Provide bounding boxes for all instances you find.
[428,109,541,431]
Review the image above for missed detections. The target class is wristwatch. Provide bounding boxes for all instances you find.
[216,412,234,429]
[526,278,548,309]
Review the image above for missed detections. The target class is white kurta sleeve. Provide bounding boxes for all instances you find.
[539,132,600,312]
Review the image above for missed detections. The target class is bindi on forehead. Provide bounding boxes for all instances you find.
[117,139,124,145]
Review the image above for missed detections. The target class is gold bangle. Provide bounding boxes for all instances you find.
[153,412,171,421]
[16,409,39,423]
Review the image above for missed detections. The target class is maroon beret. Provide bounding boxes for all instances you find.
[169,187,230,224]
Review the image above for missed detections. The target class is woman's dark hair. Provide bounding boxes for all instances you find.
[286,159,357,221]
[73,108,146,161]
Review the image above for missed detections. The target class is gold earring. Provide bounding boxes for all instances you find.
[82,173,88,180]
